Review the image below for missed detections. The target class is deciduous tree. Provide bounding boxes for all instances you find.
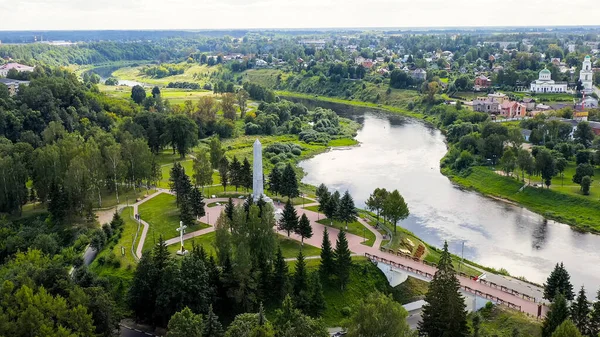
[345,292,411,337]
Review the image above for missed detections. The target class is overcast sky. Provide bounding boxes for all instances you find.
[1,0,600,30]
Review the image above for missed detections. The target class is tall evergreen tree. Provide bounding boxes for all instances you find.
[230,156,242,191]
[293,250,310,313]
[295,213,313,245]
[281,163,299,200]
[570,286,590,335]
[337,190,357,229]
[202,305,224,337]
[308,272,326,317]
[418,241,468,337]
[272,247,289,303]
[218,157,229,192]
[315,183,329,202]
[242,157,252,191]
[179,196,195,227]
[544,263,575,301]
[268,167,282,196]
[324,191,339,224]
[589,289,600,337]
[542,293,569,337]
[317,190,331,216]
[225,197,234,221]
[334,230,352,290]
[319,227,335,280]
[278,199,298,237]
[189,187,206,219]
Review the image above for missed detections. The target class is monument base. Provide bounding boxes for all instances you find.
[176,250,189,256]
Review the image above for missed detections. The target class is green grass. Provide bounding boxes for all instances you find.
[89,207,139,280]
[167,231,217,256]
[111,63,217,86]
[289,257,392,326]
[448,166,600,232]
[391,276,429,304]
[138,193,210,252]
[328,138,359,147]
[96,187,153,210]
[303,205,320,213]
[316,218,376,247]
[471,306,541,337]
[278,235,321,258]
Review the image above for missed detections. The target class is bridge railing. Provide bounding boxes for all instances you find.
[378,248,537,303]
[367,252,522,312]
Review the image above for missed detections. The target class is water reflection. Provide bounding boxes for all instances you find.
[296,99,600,290]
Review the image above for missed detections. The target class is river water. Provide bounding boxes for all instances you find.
[296,99,600,291]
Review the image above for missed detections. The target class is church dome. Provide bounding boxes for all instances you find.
[585,55,591,60]
[540,68,551,75]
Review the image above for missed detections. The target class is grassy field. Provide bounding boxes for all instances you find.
[471,306,541,337]
[111,63,217,86]
[449,166,600,232]
[316,218,376,247]
[138,193,210,252]
[99,85,213,105]
[90,207,139,280]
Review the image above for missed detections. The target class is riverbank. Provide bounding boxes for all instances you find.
[446,166,600,233]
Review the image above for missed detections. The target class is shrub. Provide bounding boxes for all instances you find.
[341,306,352,317]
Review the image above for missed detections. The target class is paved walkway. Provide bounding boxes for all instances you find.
[128,192,546,316]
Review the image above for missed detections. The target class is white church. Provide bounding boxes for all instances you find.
[580,55,594,93]
[530,67,567,93]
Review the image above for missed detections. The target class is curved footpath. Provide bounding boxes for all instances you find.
[119,191,546,317]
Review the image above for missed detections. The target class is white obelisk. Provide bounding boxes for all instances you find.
[252,139,264,201]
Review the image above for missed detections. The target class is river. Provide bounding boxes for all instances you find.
[296,99,600,291]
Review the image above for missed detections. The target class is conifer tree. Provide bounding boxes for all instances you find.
[315,183,329,202]
[542,293,569,337]
[589,289,600,337]
[544,263,575,301]
[278,199,298,237]
[242,157,252,191]
[324,190,340,224]
[202,305,224,337]
[319,227,335,280]
[295,213,313,245]
[281,163,299,200]
[308,272,326,317]
[218,157,229,192]
[225,197,234,221]
[334,230,352,290]
[418,241,468,337]
[268,167,282,196]
[337,190,357,229]
[179,196,195,227]
[230,156,242,191]
[550,320,583,337]
[190,187,206,219]
[272,247,289,303]
[317,190,330,217]
[293,250,310,314]
[570,286,590,335]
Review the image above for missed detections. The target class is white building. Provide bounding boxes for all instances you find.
[0,63,35,77]
[579,55,594,93]
[530,68,567,93]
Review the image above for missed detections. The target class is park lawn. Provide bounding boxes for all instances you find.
[111,63,217,87]
[139,193,210,251]
[449,166,600,232]
[303,205,320,213]
[391,276,430,304]
[90,207,139,281]
[471,306,541,337]
[159,158,221,189]
[96,186,153,210]
[285,257,392,326]
[242,69,289,88]
[316,218,376,247]
[328,138,358,147]
[167,231,217,256]
[277,235,321,258]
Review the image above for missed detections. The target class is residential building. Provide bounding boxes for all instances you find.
[500,100,527,118]
[255,59,268,67]
[530,67,567,93]
[0,63,35,77]
[473,97,500,114]
[521,97,536,111]
[579,55,594,93]
[0,78,29,96]
[410,68,427,81]
[575,95,599,111]
[474,75,492,89]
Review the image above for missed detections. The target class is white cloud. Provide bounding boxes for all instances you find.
[0,0,599,30]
